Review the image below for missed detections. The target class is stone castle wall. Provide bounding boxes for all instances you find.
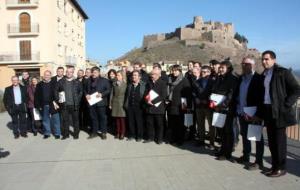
[143,16,239,48]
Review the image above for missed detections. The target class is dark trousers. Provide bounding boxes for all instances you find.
[89,106,107,134]
[146,114,164,142]
[9,104,27,136]
[79,101,90,131]
[168,114,185,144]
[219,114,234,158]
[61,105,80,137]
[127,106,144,139]
[264,105,287,170]
[195,107,214,144]
[239,116,264,164]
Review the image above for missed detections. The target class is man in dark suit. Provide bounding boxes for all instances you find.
[56,66,83,140]
[51,66,65,83]
[144,68,168,144]
[3,76,28,138]
[235,57,265,170]
[192,66,215,148]
[86,66,111,140]
[258,50,300,177]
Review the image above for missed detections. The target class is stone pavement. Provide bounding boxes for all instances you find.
[0,112,299,190]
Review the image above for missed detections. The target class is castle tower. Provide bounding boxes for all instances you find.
[193,16,204,30]
[225,23,235,38]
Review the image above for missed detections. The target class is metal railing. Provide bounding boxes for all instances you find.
[6,0,39,6]
[7,23,39,34]
[0,52,40,62]
[287,98,300,141]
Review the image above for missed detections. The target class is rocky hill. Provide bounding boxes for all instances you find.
[115,39,262,74]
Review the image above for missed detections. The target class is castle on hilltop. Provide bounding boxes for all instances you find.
[143,16,242,48]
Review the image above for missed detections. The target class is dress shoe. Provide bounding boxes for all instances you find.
[43,135,50,139]
[21,134,28,138]
[61,136,69,140]
[246,162,264,171]
[136,138,142,142]
[236,156,249,164]
[216,155,227,161]
[207,144,215,151]
[14,134,20,139]
[196,141,205,147]
[266,170,287,177]
[54,135,60,139]
[73,136,79,140]
[33,132,37,136]
[87,134,98,139]
[119,135,124,140]
[100,133,107,140]
[143,140,152,143]
[156,141,163,145]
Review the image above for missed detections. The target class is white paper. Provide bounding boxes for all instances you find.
[184,113,193,127]
[149,90,161,107]
[212,112,227,128]
[58,91,65,103]
[243,106,257,117]
[149,90,159,101]
[88,92,103,106]
[33,108,42,121]
[210,93,226,105]
[247,124,263,141]
[181,97,187,105]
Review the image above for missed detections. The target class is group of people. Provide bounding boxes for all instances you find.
[3,50,300,177]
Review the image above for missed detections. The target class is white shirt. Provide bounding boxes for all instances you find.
[13,85,22,105]
[263,67,274,104]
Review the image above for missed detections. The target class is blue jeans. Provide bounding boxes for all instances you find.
[89,106,107,134]
[42,105,61,136]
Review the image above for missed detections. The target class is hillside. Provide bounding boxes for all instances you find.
[115,39,263,74]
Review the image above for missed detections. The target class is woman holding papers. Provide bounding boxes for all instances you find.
[210,60,238,161]
[86,66,111,140]
[144,68,168,144]
[109,71,127,140]
[166,65,192,146]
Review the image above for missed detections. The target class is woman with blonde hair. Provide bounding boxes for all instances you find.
[110,71,127,139]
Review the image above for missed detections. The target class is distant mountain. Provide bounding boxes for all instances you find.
[293,69,300,82]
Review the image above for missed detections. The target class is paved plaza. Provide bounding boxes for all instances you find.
[0,112,299,190]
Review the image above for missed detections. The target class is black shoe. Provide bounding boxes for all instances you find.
[216,155,227,161]
[196,141,205,147]
[136,138,142,142]
[143,140,152,143]
[246,162,264,171]
[14,134,20,139]
[156,141,163,145]
[33,132,37,136]
[87,134,98,139]
[61,136,69,140]
[21,134,28,138]
[43,135,50,139]
[55,135,60,139]
[100,133,107,140]
[236,156,249,164]
[73,136,79,140]
[266,170,287,177]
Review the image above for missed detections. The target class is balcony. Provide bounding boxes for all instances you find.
[0,52,40,64]
[6,0,39,8]
[65,56,77,66]
[7,24,39,37]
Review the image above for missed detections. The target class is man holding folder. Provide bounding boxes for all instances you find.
[144,67,168,144]
[235,57,265,170]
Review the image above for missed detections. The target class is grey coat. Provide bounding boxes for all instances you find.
[110,81,127,117]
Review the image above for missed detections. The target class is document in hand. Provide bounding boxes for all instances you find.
[247,124,263,141]
[33,108,42,121]
[59,91,66,103]
[184,113,193,127]
[212,112,227,128]
[210,93,226,105]
[88,92,103,106]
[148,90,161,107]
[243,106,257,117]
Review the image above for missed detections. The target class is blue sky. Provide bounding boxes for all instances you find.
[78,0,300,69]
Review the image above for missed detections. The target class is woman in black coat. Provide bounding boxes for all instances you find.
[167,65,192,145]
[211,60,238,161]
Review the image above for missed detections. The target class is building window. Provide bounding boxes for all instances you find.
[57,18,62,33]
[19,12,31,33]
[58,44,63,56]
[64,0,67,14]
[20,40,31,60]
